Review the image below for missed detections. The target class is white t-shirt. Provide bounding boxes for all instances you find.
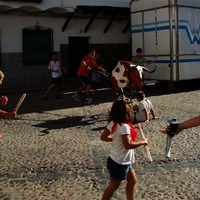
[48,60,62,78]
[107,121,135,165]
[135,99,153,122]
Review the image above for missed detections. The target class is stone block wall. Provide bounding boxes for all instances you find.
[89,43,131,73]
[0,43,131,90]
[0,52,51,90]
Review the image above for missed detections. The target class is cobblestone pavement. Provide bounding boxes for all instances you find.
[0,82,200,200]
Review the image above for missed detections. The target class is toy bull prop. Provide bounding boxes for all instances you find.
[92,61,158,95]
[109,61,157,94]
[91,61,157,161]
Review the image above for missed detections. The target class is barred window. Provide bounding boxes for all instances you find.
[22,26,53,65]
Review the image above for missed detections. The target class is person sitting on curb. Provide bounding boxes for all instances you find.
[0,70,16,119]
[160,115,200,135]
[132,91,158,124]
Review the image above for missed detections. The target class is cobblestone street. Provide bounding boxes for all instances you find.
[0,82,200,200]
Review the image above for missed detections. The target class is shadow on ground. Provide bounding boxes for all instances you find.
[1,79,200,116]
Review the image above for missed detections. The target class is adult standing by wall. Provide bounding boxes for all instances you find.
[91,52,103,95]
[131,48,154,93]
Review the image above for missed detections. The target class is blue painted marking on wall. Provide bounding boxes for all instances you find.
[132,20,200,44]
[179,20,200,35]
[152,59,200,64]
[132,26,173,33]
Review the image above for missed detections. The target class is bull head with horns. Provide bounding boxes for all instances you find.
[109,61,157,94]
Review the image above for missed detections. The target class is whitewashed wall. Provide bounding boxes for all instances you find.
[0,0,131,12]
[0,15,130,53]
[77,0,130,8]
[0,0,77,11]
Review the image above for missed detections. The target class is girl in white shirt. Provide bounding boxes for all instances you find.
[100,97,148,200]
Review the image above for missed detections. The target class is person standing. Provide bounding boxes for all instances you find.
[131,48,154,93]
[100,97,148,200]
[72,49,106,105]
[91,52,103,95]
[43,52,66,100]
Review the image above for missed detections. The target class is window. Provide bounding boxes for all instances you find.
[22,26,53,65]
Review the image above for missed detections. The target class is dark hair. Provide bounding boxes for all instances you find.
[88,49,95,54]
[135,91,145,100]
[109,97,134,123]
[136,48,143,53]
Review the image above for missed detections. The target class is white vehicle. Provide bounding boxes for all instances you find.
[130,0,200,86]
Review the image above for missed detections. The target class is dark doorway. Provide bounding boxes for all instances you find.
[68,37,89,77]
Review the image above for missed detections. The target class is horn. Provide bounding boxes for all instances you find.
[129,64,137,68]
[142,64,158,73]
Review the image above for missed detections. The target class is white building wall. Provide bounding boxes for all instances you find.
[77,0,129,8]
[0,0,131,11]
[0,0,77,11]
[0,15,130,53]
[0,0,131,89]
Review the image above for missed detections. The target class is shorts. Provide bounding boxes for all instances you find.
[107,157,133,180]
[78,76,90,87]
[133,110,139,124]
[52,76,62,84]
[133,117,139,124]
[91,72,101,82]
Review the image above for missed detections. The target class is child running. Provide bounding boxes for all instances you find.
[100,96,148,200]
[43,52,66,100]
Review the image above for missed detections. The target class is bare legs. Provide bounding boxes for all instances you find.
[101,180,121,200]
[101,170,137,200]
[77,84,91,99]
[126,170,137,200]
[44,83,55,96]
[44,83,61,99]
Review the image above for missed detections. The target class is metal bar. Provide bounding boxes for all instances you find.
[84,10,99,33]
[103,12,118,33]
[175,0,179,81]
[178,5,200,9]
[142,11,145,52]
[122,21,130,34]
[165,134,172,158]
[62,12,74,32]
[131,5,169,14]
[169,0,174,82]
